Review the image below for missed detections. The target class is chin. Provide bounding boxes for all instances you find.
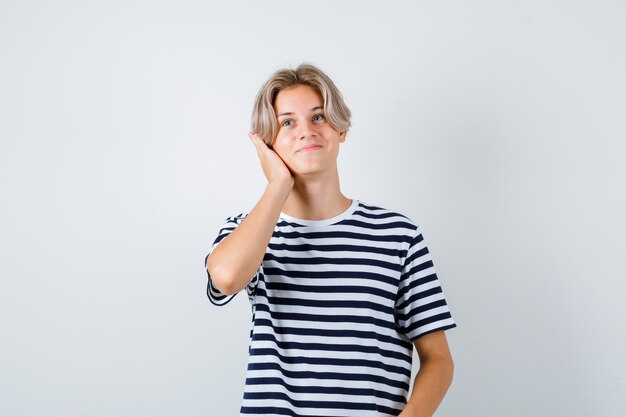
[294,167,328,177]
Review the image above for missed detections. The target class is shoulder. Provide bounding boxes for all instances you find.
[216,212,250,229]
[355,199,419,233]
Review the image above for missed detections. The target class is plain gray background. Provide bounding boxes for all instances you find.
[1,1,625,416]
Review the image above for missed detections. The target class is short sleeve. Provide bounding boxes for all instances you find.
[204,214,261,306]
[395,225,457,342]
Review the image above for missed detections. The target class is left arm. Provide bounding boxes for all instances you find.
[398,330,454,417]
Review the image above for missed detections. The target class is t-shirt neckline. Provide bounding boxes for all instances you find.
[279,199,359,227]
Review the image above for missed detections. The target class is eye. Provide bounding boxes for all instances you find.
[281,119,293,127]
[313,113,325,121]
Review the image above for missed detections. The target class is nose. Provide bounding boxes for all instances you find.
[297,118,317,139]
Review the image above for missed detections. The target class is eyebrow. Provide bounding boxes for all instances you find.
[277,106,324,118]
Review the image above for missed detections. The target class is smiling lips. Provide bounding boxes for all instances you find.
[299,145,322,152]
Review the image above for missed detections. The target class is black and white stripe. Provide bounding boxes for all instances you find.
[205,199,456,416]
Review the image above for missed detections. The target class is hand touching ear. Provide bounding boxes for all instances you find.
[248,131,295,190]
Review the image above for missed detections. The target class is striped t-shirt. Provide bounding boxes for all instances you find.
[204,199,456,416]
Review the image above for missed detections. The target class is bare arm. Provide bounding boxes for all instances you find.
[206,131,294,295]
[207,182,290,294]
[399,331,454,417]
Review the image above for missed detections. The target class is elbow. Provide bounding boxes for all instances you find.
[443,354,455,387]
[206,258,238,295]
[212,276,234,295]
[425,353,454,386]
[440,351,454,377]
[448,356,455,383]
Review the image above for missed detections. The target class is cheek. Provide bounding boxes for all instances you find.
[271,131,282,143]
[270,134,282,150]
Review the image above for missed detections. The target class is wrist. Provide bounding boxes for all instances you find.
[267,180,293,195]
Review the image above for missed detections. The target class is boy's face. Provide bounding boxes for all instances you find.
[272,84,346,177]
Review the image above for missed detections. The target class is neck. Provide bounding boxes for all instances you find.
[281,168,350,220]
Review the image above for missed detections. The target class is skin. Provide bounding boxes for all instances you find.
[248,84,352,220]
[248,84,454,416]
[399,330,455,417]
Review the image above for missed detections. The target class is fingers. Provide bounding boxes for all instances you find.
[249,131,264,149]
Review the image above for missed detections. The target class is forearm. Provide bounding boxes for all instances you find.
[398,355,454,417]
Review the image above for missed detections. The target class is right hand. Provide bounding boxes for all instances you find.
[248,131,295,189]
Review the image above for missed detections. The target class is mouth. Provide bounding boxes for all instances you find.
[298,145,322,152]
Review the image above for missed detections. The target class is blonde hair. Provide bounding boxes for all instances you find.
[250,62,352,147]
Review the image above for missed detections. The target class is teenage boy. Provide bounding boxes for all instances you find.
[205,63,457,417]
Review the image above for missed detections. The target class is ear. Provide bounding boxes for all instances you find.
[339,130,347,143]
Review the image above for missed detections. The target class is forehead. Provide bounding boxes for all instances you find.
[274,85,323,115]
